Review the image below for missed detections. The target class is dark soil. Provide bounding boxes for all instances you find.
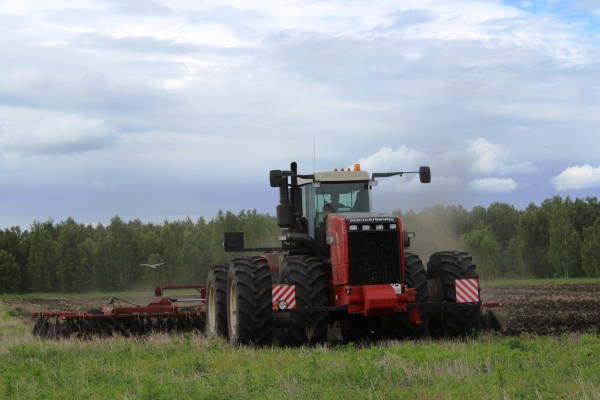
[481,282,600,335]
[4,282,600,336]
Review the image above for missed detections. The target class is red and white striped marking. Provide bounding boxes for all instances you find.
[272,285,296,310]
[455,279,479,303]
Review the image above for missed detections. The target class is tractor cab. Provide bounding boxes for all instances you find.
[297,168,372,240]
[269,162,430,252]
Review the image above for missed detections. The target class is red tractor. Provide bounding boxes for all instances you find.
[32,162,499,342]
[206,162,491,346]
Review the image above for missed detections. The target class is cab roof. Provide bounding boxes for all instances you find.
[297,170,370,186]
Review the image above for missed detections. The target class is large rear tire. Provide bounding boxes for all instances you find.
[426,251,482,337]
[279,255,329,346]
[227,257,273,346]
[206,263,229,337]
[391,252,429,339]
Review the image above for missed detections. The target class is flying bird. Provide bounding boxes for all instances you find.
[140,263,165,269]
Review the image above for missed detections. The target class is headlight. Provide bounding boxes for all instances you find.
[278,300,288,310]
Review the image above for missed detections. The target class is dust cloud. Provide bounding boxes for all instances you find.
[395,205,466,265]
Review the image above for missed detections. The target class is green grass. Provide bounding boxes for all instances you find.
[0,306,30,346]
[1,304,599,399]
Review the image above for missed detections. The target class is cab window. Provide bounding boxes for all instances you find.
[301,182,371,238]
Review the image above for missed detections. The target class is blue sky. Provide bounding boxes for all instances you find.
[1,0,599,230]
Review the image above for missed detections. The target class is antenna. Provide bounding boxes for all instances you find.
[313,136,316,173]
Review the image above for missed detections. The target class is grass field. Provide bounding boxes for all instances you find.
[1,302,599,400]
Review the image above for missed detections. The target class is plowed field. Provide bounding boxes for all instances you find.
[482,282,600,335]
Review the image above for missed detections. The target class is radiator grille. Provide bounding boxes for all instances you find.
[347,230,402,285]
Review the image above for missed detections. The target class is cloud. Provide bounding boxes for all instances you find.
[356,146,428,173]
[353,141,536,202]
[1,113,117,155]
[551,164,600,190]
[467,138,537,175]
[0,1,599,228]
[468,178,518,193]
[3,68,53,91]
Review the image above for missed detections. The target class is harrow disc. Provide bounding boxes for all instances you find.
[31,291,207,339]
[32,316,46,337]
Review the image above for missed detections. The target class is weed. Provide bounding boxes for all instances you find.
[506,337,529,351]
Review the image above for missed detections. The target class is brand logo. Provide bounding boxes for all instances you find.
[347,217,396,223]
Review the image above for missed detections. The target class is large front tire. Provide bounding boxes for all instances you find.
[279,255,329,346]
[426,251,482,337]
[391,252,430,339]
[206,263,229,337]
[227,257,273,346]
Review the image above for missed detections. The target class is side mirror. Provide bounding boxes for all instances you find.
[404,231,415,248]
[270,170,284,187]
[419,166,431,183]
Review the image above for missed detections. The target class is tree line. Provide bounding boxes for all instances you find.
[0,210,280,294]
[1,195,599,294]
[397,195,600,280]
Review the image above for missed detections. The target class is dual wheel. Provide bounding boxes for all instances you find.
[206,257,273,346]
[206,255,329,347]
[395,251,483,338]
[279,255,329,346]
[426,251,482,337]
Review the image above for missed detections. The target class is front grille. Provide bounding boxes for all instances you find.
[347,230,402,285]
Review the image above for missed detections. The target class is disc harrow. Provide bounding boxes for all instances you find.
[32,285,207,339]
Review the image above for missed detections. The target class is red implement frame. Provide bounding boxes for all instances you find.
[32,285,207,321]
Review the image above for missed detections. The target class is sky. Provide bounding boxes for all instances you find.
[1,0,599,230]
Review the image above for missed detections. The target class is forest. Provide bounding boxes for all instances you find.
[0,195,599,294]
